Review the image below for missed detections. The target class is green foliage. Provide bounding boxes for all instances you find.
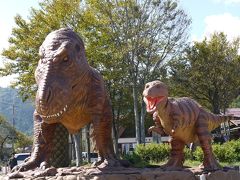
[192,147,203,162]
[214,140,240,162]
[0,115,16,159]
[124,140,240,166]
[0,115,32,160]
[123,152,146,167]
[183,146,193,160]
[193,140,240,163]
[0,115,16,143]
[14,131,32,151]
[167,32,240,114]
[134,143,170,162]
[230,95,240,108]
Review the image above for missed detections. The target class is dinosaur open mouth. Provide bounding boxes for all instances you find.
[144,96,165,113]
[40,104,68,119]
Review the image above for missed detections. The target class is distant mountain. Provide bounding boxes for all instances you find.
[0,87,34,135]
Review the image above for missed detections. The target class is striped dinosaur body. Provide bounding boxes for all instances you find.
[143,80,238,171]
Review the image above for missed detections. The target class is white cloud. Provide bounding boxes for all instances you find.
[203,13,240,40]
[0,75,17,88]
[190,34,203,43]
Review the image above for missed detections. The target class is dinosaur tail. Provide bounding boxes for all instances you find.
[208,113,239,131]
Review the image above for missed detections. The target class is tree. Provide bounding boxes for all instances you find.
[230,96,240,108]
[14,131,32,152]
[80,0,191,143]
[0,115,32,160]
[1,0,191,146]
[167,32,240,114]
[0,115,16,156]
[73,132,82,166]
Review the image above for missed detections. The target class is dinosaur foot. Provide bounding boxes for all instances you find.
[92,158,130,169]
[160,158,184,171]
[202,157,222,171]
[11,160,49,172]
[12,160,37,172]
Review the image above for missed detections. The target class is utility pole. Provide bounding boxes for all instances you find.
[12,104,15,128]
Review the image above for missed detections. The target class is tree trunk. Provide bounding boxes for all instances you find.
[112,116,119,158]
[140,101,146,144]
[73,130,82,166]
[71,135,76,161]
[212,91,221,134]
[133,83,141,144]
[85,124,91,163]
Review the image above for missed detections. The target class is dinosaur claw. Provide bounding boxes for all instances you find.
[93,158,130,169]
[40,161,50,170]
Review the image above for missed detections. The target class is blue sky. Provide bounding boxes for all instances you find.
[181,0,240,40]
[1,0,240,87]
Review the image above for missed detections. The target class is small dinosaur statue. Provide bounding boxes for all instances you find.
[143,80,238,171]
[13,28,122,171]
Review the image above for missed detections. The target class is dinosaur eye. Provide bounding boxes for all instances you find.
[145,84,150,89]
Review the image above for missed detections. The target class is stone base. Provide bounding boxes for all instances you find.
[2,166,240,180]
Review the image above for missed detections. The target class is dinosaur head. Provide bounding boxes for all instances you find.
[35,28,89,122]
[143,80,168,113]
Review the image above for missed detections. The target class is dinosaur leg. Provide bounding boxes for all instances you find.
[161,138,185,170]
[196,115,221,171]
[92,112,120,168]
[12,111,57,172]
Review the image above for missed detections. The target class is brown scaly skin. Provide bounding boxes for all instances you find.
[143,80,239,171]
[13,28,122,172]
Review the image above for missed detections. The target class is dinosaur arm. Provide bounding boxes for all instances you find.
[149,111,166,135]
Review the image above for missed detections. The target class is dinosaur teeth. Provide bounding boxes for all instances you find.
[40,104,69,119]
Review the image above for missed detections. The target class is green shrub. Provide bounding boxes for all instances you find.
[123,139,240,166]
[184,147,193,160]
[213,140,240,163]
[192,140,240,163]
[123,152,148,167]
[135,143,170,163]
[193,147,203,162]
[212,143,226,162]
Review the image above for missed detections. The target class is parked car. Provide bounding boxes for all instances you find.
[82,152,98,163]
[14,153,31,165]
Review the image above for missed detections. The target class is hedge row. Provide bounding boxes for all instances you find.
[124,140,240,164]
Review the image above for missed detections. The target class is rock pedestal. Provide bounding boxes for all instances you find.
[3,166,240,180]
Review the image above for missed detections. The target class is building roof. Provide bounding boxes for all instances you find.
[226,108,240,117]
[226,108,240,126]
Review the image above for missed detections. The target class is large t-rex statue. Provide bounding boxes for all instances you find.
[143,80,238,171]
[13,28,121,171]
